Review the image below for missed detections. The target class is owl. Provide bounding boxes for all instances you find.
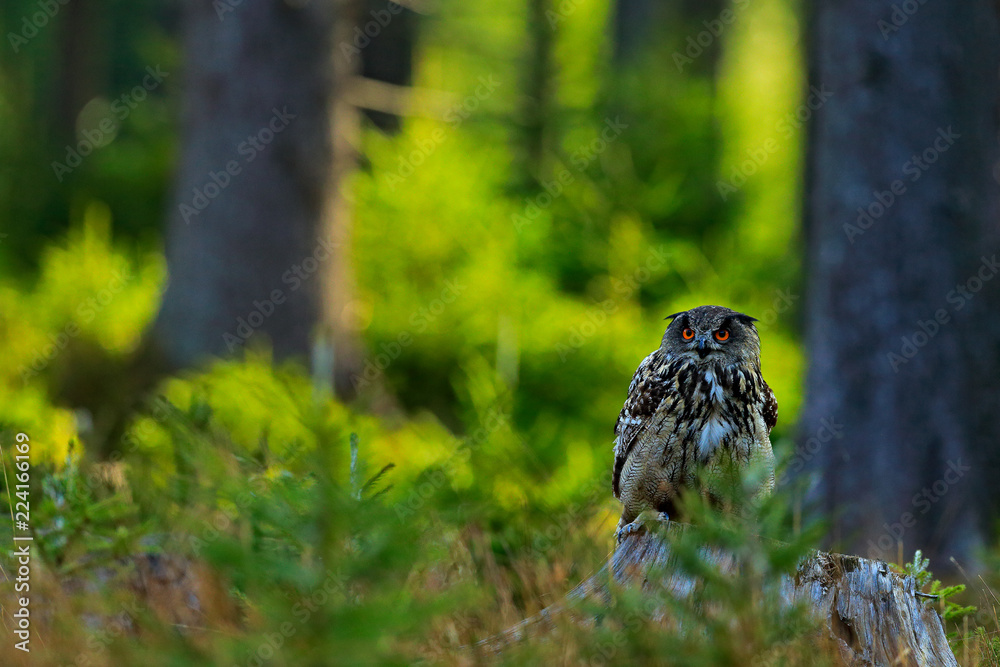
[612,305,777,543]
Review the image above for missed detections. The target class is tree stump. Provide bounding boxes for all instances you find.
[479,528,958,667]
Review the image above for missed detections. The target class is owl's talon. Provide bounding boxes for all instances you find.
[615,511,670,545]
[615,520,643,544]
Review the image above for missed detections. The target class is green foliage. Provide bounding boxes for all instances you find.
[0,0,178,262]
[493,463,829,666]
[0,204,164,464]
[902,550,977,624]
[903,548,933,588]
[0,375,477,663]
[973,626,1000,664]
[5,0,989,663]
[929,579,977,625]
[1,449,144,572]
[898,548,999,664]
[641,489,823,665]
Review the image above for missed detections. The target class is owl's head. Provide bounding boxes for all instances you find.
[660,305,761,367]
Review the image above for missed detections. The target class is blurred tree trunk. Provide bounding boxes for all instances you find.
[613,0,725,72]
[521,0,555,179]
[800,0,1000,570]
[55,0,101,144]
[612,0,655,63]
[154,0,363,396]
[357,0,416,132]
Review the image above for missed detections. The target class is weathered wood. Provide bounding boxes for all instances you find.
[479,528,958,666]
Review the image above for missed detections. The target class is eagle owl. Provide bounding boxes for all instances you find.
[612,305,777,543]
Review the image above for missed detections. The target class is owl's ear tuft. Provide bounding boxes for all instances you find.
[730,313,758,326]
[664,311,686,322]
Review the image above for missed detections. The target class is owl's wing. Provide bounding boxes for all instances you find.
[613,351,672,498]
[761,378,778,433]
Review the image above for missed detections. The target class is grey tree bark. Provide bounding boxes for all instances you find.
[799,0,1000,570]
[479,529,958,667]
[154,0,363,395]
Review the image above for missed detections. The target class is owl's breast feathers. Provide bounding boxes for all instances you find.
[612,349,776,499]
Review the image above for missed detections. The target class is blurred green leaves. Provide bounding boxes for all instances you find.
[0,0,836,661]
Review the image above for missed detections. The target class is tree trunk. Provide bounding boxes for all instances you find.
[479,529,959,667]
[357,0,416,133]
[799,0,1000,570]
[55,0,102,146]
[154,0,363,395]
[612,0,725,70]
[612,0,655,63]
[521,0,555,180]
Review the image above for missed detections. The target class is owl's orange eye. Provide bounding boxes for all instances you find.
[682,328,695,340]
[714,329,730,341]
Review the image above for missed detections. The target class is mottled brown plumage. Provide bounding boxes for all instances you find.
[613,305,777,543]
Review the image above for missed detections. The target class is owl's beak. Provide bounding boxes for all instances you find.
[696,338,710,358]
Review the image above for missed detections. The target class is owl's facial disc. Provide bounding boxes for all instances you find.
[664,306,750,365]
